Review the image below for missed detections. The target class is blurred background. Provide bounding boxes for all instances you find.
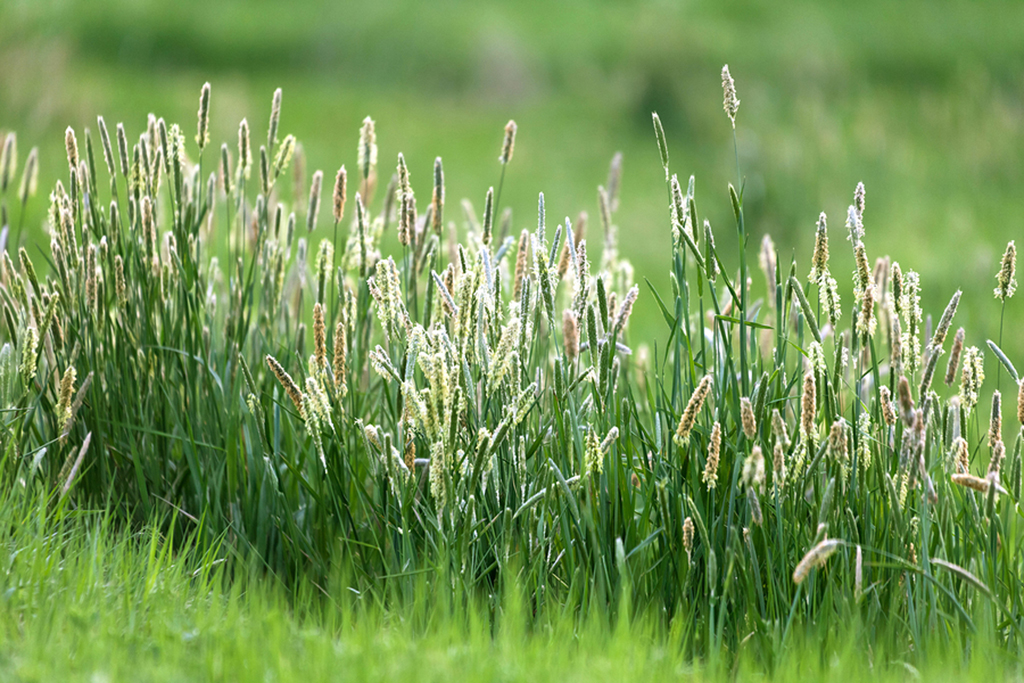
[1,0,1023,355]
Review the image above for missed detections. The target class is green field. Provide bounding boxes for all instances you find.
[2,2,1024,680]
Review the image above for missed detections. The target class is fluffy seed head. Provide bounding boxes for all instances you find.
[0,132,16,192]
[266,354,303,412]
[358,117,377,183]
[800,370,816,445]
[196,82,211,149]
[1018,379,1024,427]
[809,212,829,281]
[313,302,327,373]
[268,87,282,150]
[740,396,757,440]
[307,170,323,233]
[793,539,841,584]
[773,442,786,487]
[959,346,985,414]
[995,240,1016,301]
[743,445,766,492]
[57,365,77,432]
[675,375,714,447]
[333,166,347,223]
[988,439,1006,477]
[513,229,530,301]
[953,436,970,474]
[989,391,1002,448]
[879,385,896,426]
[612,285,638,335]
[703,421,722,489]
[563,309,579,363]
[237,118,252,180]
[65,127,79,174]
[945,327,965,386]
[683,517,694,562]
[499,120,517,164]
[721,65,740,128]
[431,157,444,234]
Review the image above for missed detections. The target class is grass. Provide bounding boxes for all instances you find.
[1,55,1024,677]
[0,489,1016,681]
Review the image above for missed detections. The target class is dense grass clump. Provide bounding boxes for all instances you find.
[0,71,1022,670]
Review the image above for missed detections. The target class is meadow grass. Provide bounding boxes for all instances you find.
[0,69,1022,676]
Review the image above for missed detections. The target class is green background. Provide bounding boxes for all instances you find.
[2,0,1022,354]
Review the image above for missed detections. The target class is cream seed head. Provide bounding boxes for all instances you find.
[431,157,444,234]
[721,64,740,128]
[683,517,694,562]
[959,346,984,414]
[740,396,757,440]
[1,132,16,192]
[995,240,1017,301]
[1018,379,1024,427]
[703,421,722,489]
[307,169,323,233]
[563,309,579,364]
[800,369,816,446]
[879,385,896,426]
[675,375,714,447]
[196,82,211,149]
[809,212,829,282]
[333,166,347,223]
[238,118,252,180]
[65,127,79,174]
[989,391,1002,448]
[945,327,965,386]
[268,87,282,150]
[266,354,303,412]
[793,539,841,585]
[499,119,517,165]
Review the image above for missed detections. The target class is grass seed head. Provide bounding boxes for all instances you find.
[702,420,722,489]
[721,64,740,128]
[945,327,965,386]
[563,309,579,364]
[65,127,79,175]
[683,517,694,562]
[431,157,444,234]
[793,539,841,584]
[196,82,211,149]
[879,385,896,426]
[995,240,1016,302]
[1018,379,1024,427]
[1,132,16,192]
[266,354,303,412]
[307,169,323,233]
[332,166,347,223]
[740,396,757,440]
[960,346,985,414]
[238,118,252,181]
[268,87,282,150]
[989,391,1002,448]
[499,119,517,165]
[675,375,714,448]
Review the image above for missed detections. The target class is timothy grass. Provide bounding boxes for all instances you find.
[0,68,1023,675]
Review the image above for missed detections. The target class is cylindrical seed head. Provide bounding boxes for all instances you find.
[499,119,517,165]
[196,82,211,149]
[333,165,347,223]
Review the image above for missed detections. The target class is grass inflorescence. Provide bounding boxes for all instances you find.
[0,70,1023,673]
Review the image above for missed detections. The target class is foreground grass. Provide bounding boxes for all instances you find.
[0,492,1014,682]
[1,66,1023,672]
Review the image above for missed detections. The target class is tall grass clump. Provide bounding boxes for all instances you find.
[1,70,1023,670]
